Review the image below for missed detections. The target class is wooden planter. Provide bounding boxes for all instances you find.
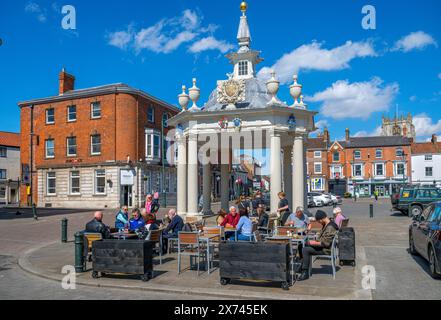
[219,241,290,290]
[92,239,154,281]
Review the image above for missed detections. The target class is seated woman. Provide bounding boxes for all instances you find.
[115,206,129,230]
[145,214,159,231]
[256,204,269,229]
[216,209,227,226]
[230,209,253,242]
[129,208,145,232]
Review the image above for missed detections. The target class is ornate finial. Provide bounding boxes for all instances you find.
[289,74,303,107]
[266,70,281,106]
[240,1,248,15]
[178,85,189,112]
[188,78,200,112]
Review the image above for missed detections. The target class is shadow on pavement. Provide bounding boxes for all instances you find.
[0,207,95,220]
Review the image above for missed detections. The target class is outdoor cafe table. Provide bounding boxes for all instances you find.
[110,231,139,240]
[266,235,308,247]
[224,227,238,241]
[198,233,219,274]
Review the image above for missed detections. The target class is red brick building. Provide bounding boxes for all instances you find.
[306,128,330,192]
[328,129,412,197]
[18,69,179,208]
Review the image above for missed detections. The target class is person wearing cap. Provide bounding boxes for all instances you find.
[333,207,347,229]
[297,210,339,281]
[285,206,310,230]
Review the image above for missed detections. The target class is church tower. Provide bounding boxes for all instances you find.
[381,113,416,139]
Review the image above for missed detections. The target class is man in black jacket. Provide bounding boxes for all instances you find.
[85,211,110,239]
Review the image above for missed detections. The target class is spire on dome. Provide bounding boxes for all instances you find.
[237,1,251,52]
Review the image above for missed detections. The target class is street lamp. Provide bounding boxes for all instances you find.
[161,114,168,208]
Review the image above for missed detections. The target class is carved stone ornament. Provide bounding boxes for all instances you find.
[217,79,246,106]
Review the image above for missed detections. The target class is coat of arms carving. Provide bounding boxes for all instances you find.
[217,79,246,107]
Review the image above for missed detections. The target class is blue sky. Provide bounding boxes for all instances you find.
[1,0,440,142]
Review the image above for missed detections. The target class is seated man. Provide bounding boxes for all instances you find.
[85,211,110,239]
[162,209,184,253]
[115,206,129,230]
[297,210,339,281]
[285,206,310,230]
[129,208,145,232]
[220,206,240,239]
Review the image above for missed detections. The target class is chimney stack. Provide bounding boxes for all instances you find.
[345,128,350,141]
[431,134,437,144]
[59,68,75,95]
[323,127,330,144]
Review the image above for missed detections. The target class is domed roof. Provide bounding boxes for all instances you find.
[202,77,286,112]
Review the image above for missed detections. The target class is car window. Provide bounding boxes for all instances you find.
[427,206,441,223]
[401,189,412,198]
[421,205,434,221]
[430,189,440,198]
[416,190,429,198]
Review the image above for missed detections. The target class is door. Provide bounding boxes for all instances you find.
[10,189,16,204]
[375,185,385,197]
[414,205,434,257]
[121,186,133,207]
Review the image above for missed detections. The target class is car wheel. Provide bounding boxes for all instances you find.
[410,205,422,217]
[428,247,441,279]
[409,233,417,255]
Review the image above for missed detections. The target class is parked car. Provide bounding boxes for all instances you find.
[324,193,340,205]
[309,192,332,206]
[307,193,325,207]
[393,186,441,217]
[409,201,441,279]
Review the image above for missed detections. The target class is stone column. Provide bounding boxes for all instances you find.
[202,163,213,215]
[220,163,230,211]
[293,135,306,209]
[283,146,293,208]
[187,134,199,215]
[270,132,282,214]
[176,136,187,215]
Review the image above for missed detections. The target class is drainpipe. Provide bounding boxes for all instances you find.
[30,104,34,207]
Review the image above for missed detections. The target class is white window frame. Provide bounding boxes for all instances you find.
[395,162,406,177]
[314,151,321,159]
[375,149,383,159]
[91,102,101,119]
[67,105,76,122]
[396,148,404,158]
[238,60,248,76]
[333,152,340,162]
[314,162,322,174]
[0,147,7,158]
[90,134,101,155]
[354,150,361,160]
[145,129,161,160]
[46,172,56,195]
[66,136,77,157]
[331,165,342,179]
[69,171,81,195]
[0,169,6,180]
[94,169,106,195]
[45,139,55,159]
[46,108,55,124]
[147,106,155,123]
[425,167,433,177]
[374,163,385,177]
[353,163,363,178]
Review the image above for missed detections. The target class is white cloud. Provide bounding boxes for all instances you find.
[308,77,399,120]
[392,31,437,52]
[353,126,382,137]
[258,40,376,83]
[25,1,47,22]
[189,36,234,54]
[413,113,441,138]
[108,9,229,55]
[409,95,417,102]
[107,30,133,50]
[438,73,441,79]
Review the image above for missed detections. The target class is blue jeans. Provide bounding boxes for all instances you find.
[229,233,252,242]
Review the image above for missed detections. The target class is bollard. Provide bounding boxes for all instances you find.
[61,218,68,243]
[369,204,374,218]
[32,203,38,220]
[74,232,85,273]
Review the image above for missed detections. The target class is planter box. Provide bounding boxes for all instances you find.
[92,239,154,281]
[219,241,290,290]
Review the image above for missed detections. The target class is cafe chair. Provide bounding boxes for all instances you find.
[177,231,211,276]
[340,219,350,228]
[148,229,163,265]
[258,217,276,238]
[310,236,338,279]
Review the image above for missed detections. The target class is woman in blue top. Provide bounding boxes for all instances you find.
[115,206,129,230]
[129,208,145,232]
[231,209,253,241]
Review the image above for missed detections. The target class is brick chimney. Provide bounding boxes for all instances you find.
[345,128,350,141]
[59,68,75,95]
[431,134,438,144]
[323,127,330,144]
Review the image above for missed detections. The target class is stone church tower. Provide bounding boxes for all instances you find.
[381,113,416,140]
